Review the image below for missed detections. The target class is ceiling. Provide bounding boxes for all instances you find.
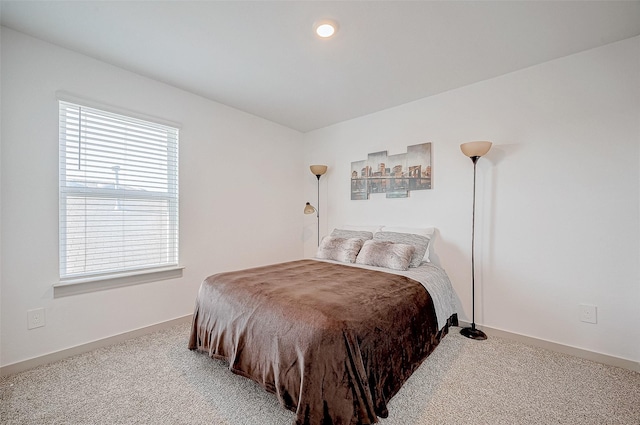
[2,1,640,133]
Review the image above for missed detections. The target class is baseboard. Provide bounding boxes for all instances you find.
[0,314,193,377]
[458,321,640,373]
[4,316,637,377]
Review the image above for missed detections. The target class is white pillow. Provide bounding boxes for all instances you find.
[380,226,435,238]
[379,226,435,262]
[330,228,374,241]
[340,224,384,234]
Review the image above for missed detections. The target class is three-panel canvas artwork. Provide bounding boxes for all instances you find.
[351,142,432,200]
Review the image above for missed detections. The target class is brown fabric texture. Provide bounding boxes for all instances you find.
[189,260,451,425]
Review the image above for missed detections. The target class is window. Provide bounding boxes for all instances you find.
[59,101,179,281]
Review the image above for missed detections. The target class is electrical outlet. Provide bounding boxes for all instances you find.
[579,304,597,324]
[27,308,45,329]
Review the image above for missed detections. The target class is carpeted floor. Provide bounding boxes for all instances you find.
[1,322,639,424]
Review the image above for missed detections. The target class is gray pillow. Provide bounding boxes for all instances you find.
[315,237,364,263]
[373,231,430,267]
[355,240,415,271]
[330,228,374,241]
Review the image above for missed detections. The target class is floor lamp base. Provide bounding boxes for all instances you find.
[460,326,487,340]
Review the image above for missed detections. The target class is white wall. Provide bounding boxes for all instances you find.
[0,28,304,367]
[2,27,638,369]
[303,36,640,363]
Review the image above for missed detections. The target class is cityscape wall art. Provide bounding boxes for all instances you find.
[351,142,432,200]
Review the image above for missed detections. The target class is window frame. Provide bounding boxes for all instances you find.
[56,94,181,292]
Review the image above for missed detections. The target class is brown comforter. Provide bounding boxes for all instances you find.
[189,259,452,424]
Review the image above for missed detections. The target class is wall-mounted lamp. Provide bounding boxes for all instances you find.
[460,141,492,341]
[304,202,316,215]
[305,165,328,246]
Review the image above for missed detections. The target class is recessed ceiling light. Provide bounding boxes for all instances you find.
[314,20,338,38]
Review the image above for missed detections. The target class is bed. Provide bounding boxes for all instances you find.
[189,227,457,425]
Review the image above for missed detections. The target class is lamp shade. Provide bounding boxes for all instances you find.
[310,165,328,176]
[460,141,492,158]
[304,202,316,214]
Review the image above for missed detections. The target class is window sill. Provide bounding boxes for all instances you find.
[53,266,185,298]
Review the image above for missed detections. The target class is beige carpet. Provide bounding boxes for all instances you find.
[1,322,639,424]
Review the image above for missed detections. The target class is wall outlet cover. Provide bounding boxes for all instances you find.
[27,308,46,329]
[579,304,597,324]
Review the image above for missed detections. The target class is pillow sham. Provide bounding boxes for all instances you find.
[380,226,435,262]
[355,240,415,271]
[374,231,430,267]
[339,224,384,235]
[380,226,435,238]
[315,236,364,263]
[330,228,374,241]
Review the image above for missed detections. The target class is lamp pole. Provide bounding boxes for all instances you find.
[315,174,320,246]
[459,142,491,340]
[306,165,328,247]
[460,156,487,340]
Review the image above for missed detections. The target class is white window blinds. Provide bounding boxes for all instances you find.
[59,101,179,280]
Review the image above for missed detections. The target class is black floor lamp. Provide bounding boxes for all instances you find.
[304,165,327,246]
[460,141,492,340]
